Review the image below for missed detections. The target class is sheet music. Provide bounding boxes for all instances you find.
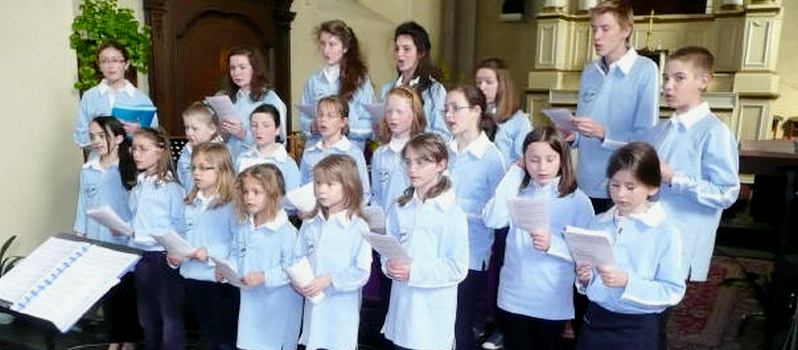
[205,95,238,118]
[506,197,549,232]
[0,237,88,305]
[363,103,385,122]
[210,257,248,289]
[362,232,410,262]
[562,226,616,267]
[285,257,324,304]
[282,182,316,214]
[542,108,577,133]
[151,231,195,258]
[361,206,386,234]
[86,206,133,236]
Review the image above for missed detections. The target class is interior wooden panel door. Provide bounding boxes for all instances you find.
[144,0,294,136]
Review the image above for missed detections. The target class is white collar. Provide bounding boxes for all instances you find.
[82,156,119,172]
[413,187,456,211]
[524,177,560,195]
[395,75,421,88]
[137,171,173,184]
[195,190,217,208]
[448,132,491,159]
[250,209,288,231]
[322,65,340,84]
[595,47,638,76]
[98,79,136,98]
[316,209,355,228]
[388,136,409,153]
[187,134,225,153]
[671,102,710,130]
[236,88,249,100]
[245,143,289,162]
[312,136,352,152]
[596,201,666,228]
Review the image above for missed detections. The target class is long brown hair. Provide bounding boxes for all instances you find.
[396,133,452,206]
[235,163,286,222]
[520,127,577,197]
[394,21,440,95]
[315,20,369,103]
[305,154,364,220]
[475,58,520,123]
[132,127,176,185]
[225,46,271,103]
[449,84,497,141]
[377,86,427,144]
[184,143,237,209]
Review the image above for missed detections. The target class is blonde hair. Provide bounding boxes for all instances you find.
[377,86,427,144]
[235,164,286,222]
[591,0,634,43]
[182,101,220,136]
[132,127,176,185]
[317,95,350,136]
[396,133,451,206]
[305,154,363,220]
[475,58,520,123]
[184,143,237,209]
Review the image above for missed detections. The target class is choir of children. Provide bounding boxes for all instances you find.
[69,5,740,349]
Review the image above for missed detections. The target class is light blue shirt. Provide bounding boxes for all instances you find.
[226,89,287,158]
[494,110,532,163]
[380,77,451,140]
[234,210,302,350]
[295,210,372,350]
[73,158,131,245]
[483,165,594,320]
[300,68,376,148]
[179,195,237,282]
[129,173,186,251]
[370,137,410,211]
[381,189,469,350]
[649,102,740,281]
[577,203,686,314]
[235,143,300,192]
[299,136,371,202]
[74,79,158,148]
[448,132,507,270]
[573,48,659,198]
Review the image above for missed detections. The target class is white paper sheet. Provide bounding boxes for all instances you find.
[361,206,386,234]
[363,103,385,122]
[282,182,316,214]
[542,108,577,133]
[210,257,248,289]
[86,206,133,236]
[151,231,195,258]
[204,95,238,119]
[562,226,616,267]
[362,232,410,262]
[295,103,317,119]
[285,257,324,304]
[506,197,549,232]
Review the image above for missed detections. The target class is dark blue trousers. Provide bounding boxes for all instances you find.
[455,269,487,350]
[135,251,186,350]
[576,302,660,350]
[184,279,240,350]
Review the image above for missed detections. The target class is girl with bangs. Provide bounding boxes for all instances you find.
[176,102,224,192]
[295,155,372,350]
[381,133,469,350]
[167,142,239,350]
[230,164,302,350]
[300,19,375,149]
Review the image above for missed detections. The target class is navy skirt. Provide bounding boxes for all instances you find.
[576,302,660,350]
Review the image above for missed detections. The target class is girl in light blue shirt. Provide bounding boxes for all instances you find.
[170,143,240,350]
[235,104,300,192]
[371,86,427,211]
[176,102,224,192]
[294,155,372,350]
[483,127,593,350]
[129,128,187,350]
[444,85,506,350]
[220,47,287,158]
[74,117,139,348]
[380,21,449,140]
[74,41,158,149]
[575,143,685,350]
[300,20,375,149]
[229,164,302,350]
[299,96,370,202]
[381,133,469,350]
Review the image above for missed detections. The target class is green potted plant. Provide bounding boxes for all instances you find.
[0,235,23,325]
[69,0,152,91]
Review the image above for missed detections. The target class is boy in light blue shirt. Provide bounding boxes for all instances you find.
[652,46,740,281]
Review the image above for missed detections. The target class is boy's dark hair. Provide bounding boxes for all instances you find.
[669,46,715,75]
